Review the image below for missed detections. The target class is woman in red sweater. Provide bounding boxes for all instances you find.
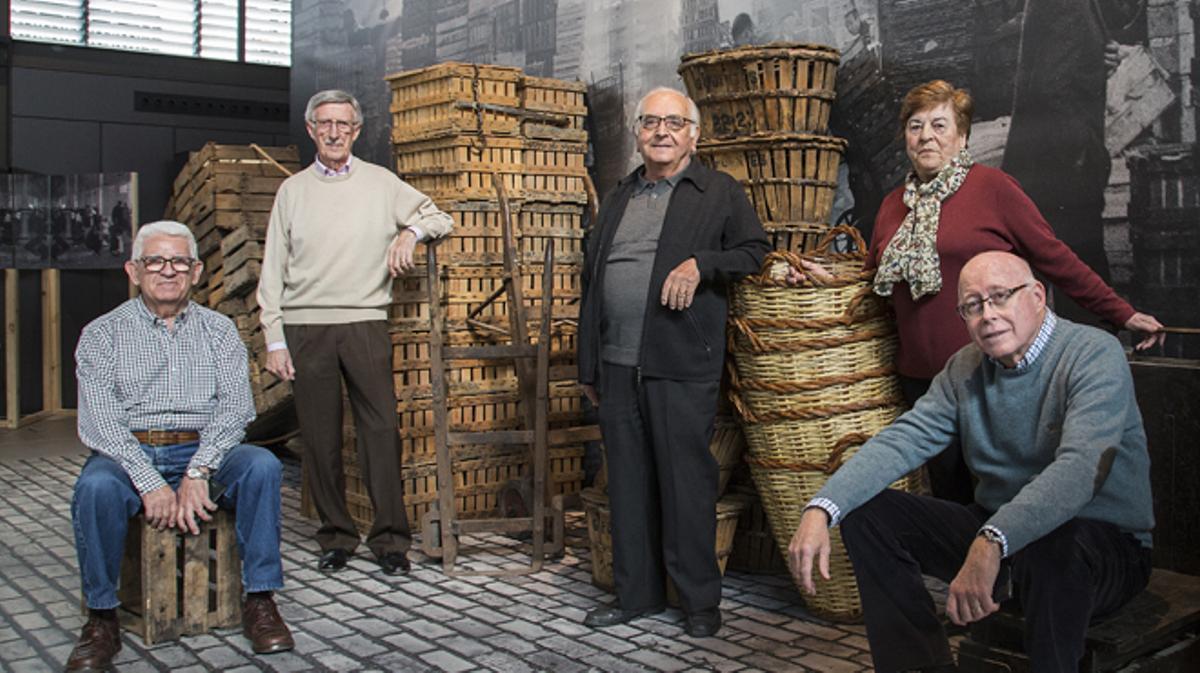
[806,80,1164,503]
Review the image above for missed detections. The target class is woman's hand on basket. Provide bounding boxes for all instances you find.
[783,258,836,286]
[788,507,832,595]
[661,258,701,310]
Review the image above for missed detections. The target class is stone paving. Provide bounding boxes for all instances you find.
[0,452,958,672]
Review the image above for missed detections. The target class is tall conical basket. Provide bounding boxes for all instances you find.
[726,225,923,622]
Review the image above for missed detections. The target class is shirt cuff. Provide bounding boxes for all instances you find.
[978,524,1010,558]
[406,225,425,242]
[806,497,843,527]
[266,341,288,352]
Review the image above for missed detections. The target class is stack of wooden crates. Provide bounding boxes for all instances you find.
[318,62,593,531]
[166,143,301,419]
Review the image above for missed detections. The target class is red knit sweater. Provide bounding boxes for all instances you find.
[867,164,1135,379]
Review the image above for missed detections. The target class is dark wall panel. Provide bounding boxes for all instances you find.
[100,123,174,224]
[11,118,100,175]
[17,270,42,416]
[58,270,129,409]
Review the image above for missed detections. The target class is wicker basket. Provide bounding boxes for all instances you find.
[726,224,921,622]
[678,42,840,139]
[695,133,847,253]
[580,488,747,605]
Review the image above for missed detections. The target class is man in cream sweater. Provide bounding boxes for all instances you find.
[257,89,453,576]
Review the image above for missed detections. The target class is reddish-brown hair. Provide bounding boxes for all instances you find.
[898,80,973,140]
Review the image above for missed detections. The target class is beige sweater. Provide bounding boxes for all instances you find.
[257,158,453,345]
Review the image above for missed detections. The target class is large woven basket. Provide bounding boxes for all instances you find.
[726,225,921,622]
[696,133,847,253]
[678,42,840,139]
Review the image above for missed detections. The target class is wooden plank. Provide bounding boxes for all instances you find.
[181,529,208,635]
[141,522,180,645]
[447,430,534,445]
[213,511,243,629]
[42,269,61,412]
[222,260,261,298]
[223,241,263,275]
[4,269,18,428]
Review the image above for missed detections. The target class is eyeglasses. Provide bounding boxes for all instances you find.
[312,119,358,133]
[956,284,1029,319]
[637,114,696,132]
[139,256,196,273]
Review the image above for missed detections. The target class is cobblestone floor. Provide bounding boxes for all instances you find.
[0,452,957,672]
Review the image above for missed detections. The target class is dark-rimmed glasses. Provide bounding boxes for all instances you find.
[637,114,695,132]
[956,284,1029,319]
[139,256,196,274]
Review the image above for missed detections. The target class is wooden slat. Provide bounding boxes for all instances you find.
[447,430,534,446]
[443,344,537,360]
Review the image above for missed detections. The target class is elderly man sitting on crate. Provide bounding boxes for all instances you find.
[788,251,1154,673]
[66,220,292,671]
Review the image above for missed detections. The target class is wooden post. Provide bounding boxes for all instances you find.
[42,269,61,413]
[4,269,18,429]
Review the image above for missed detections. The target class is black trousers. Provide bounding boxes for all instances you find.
[841,490,1152,673]
[287,321,411,558]
[597,362,721,615]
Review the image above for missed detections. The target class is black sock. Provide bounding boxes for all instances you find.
[89,608,117,621]
[247,591,273,599]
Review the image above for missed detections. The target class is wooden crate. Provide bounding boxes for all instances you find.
[679,43,841,138]
[172,143,299,206]
[113,511,241,645]
[394,135,587,203]
[330,432,586,530]
[387,62,524,142]
[518,75,589,142]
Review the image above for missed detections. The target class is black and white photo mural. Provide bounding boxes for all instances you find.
[292,0,1198,355]
[0,173,136,270]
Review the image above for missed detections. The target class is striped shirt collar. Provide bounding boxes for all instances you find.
[1009,310,1057,372]
[313,155,353,177]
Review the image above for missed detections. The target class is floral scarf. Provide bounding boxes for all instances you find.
[874,148,975,300]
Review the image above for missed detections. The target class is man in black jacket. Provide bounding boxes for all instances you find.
[578,87,769,637]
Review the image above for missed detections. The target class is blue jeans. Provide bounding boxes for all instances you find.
[73,443,285,609]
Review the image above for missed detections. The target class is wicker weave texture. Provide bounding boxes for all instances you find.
[727,226,921,622]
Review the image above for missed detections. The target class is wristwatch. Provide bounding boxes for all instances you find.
[977,527,1005,554]
[185,466,210,481]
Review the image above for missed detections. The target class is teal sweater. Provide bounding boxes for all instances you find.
[816,318,1154,555]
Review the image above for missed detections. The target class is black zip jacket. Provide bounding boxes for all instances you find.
[578,160,769,384]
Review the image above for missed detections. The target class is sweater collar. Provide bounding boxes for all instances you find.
[992,310,1058,373]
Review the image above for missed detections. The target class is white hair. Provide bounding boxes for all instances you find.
[132,220,197,260]
[633,87,701,139]
[305,89,363,125]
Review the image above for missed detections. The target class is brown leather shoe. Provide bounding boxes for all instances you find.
[242,593,295,655]
[65,612,121,671]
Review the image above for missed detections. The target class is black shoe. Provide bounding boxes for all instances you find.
[378,551,411,576]
[684,608,722,637]
[317,549,350,572]
[582,603,665,628]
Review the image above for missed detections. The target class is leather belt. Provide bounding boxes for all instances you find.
[132,430,200,446]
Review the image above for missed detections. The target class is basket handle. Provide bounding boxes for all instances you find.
[812,223,868,260]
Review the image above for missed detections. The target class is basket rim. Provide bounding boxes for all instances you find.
[678,42,841,68]
[697,132,848,151]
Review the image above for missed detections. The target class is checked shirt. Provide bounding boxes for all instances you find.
[76,298,255,494]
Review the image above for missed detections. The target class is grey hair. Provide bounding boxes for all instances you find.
[132,220,198,261]
[305,89,363,125]
[633,87,701,138]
